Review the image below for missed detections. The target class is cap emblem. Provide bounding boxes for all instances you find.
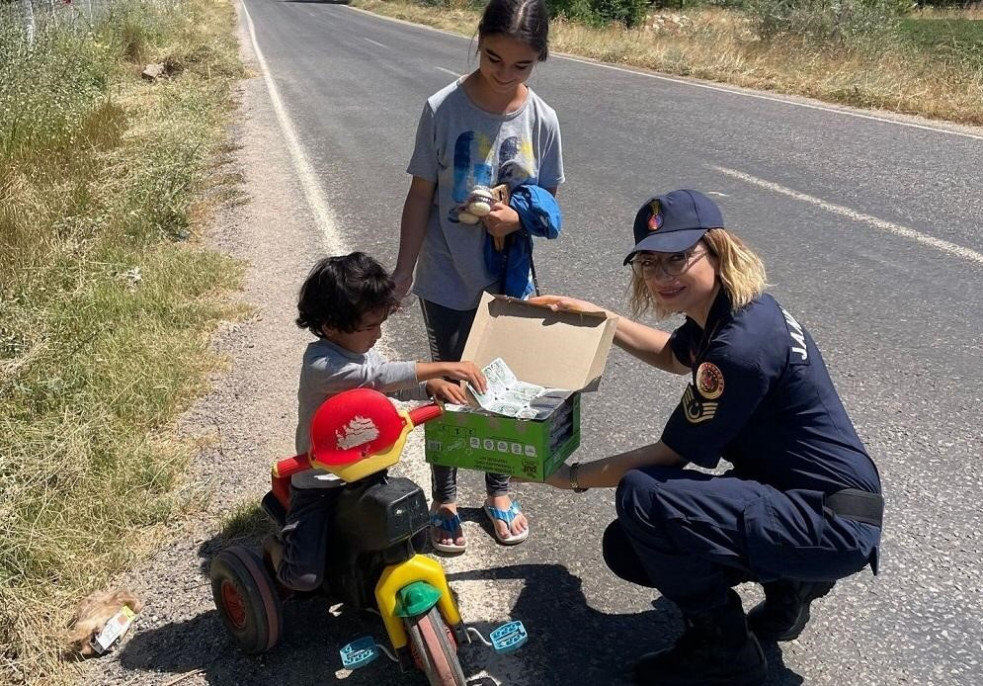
[647,200,663,232]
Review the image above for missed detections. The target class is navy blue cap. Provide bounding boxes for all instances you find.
[623,189,724,265]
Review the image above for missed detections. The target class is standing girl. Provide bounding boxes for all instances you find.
[393,0,564,553]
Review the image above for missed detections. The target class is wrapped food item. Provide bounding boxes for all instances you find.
[462,184,511,251]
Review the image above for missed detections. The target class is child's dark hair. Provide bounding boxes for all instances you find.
[479,0,550,61]
[296,252,399,336]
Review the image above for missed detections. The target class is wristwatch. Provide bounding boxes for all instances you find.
[569,462,588,493]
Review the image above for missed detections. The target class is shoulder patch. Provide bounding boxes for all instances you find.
[695,362,724,400]
[682,385,717,424]
[780,307,808,363]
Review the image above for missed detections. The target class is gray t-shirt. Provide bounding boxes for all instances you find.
[293,339,430,488]
[408,79,564,310]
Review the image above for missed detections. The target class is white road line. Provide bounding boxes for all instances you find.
[712,165,983,265]
[240,0,345,254]
[436,66,461,78]
[239,4,414,446]
[364,37,387,49]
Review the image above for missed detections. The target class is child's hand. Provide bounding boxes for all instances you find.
[439,361,487,394]
[392,269,413,301]
[482,203,521,238]
[427,378,470,405]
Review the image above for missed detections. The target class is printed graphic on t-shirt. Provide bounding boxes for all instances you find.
[449,131,534,223]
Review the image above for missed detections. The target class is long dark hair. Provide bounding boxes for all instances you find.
[478,0,550,61]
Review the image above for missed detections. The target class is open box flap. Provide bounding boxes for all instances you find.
[461,293,618,393]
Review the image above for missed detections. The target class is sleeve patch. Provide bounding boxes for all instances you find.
[682,385,718,424]
[695,362,724,400]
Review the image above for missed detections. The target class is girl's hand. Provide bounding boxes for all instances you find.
[426,378,469,405]
[482,203,521,238]
[392,269,413,301]
[528,295,602,314]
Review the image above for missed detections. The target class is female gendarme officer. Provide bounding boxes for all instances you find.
[530,189,883,686]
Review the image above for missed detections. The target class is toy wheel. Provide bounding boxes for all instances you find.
[406,606,467,686]
[210,545,283,654]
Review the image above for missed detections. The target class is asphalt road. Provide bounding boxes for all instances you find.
[121,1,981,684]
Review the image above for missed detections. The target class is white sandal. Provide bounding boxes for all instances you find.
[484,500,529,545]
[430,509,467,554]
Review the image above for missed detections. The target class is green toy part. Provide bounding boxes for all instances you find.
[395,581,442,618]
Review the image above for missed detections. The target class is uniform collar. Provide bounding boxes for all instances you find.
[691,287,732,333]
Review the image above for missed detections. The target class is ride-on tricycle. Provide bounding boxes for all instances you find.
[209,388,527,685]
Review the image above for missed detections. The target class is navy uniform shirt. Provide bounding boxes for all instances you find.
[663,291,880,495]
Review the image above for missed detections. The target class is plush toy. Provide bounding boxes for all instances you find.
[458,184,511,251]
[66,588,143,658]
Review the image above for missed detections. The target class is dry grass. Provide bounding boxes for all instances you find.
[355,0,983,126]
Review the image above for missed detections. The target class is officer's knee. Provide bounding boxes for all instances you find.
[614,469,647,521]
[602,520,655,587]
[615,468,672,524]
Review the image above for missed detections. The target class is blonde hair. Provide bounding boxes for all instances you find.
[628,228,767,320]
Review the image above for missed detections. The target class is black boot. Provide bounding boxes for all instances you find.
[747,579,834,642]
[633,590,767,686]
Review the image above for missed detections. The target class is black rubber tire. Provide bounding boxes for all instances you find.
[210,545,283,654]
[406,606,467,686]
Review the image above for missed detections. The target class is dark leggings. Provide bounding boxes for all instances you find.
[420,298,510,503]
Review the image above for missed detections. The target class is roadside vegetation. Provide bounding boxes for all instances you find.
[0,0,977,682]
[0,0,244,681]
[357,0,983,125]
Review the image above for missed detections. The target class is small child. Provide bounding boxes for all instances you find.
[265,252,486,592]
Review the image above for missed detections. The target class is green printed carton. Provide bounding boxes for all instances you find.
[424,293,618,481]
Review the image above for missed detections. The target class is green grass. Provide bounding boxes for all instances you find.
[0,0,246,681]
[219,501,276,542]
[901,17,983,68]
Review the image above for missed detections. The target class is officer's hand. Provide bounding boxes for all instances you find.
[529,295,602,315]
[544,463,572,489]
[511,465,569,489]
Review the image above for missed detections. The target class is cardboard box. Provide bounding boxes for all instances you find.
[424,293,617,480]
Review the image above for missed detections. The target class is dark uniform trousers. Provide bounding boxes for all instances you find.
[603,466,879,616]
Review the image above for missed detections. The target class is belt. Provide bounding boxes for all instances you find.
[825,488,883,527]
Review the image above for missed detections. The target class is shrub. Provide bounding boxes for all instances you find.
[548,0,651,27]
[745,0,913,42]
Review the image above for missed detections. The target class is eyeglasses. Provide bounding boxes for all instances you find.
[629,250,707,279]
